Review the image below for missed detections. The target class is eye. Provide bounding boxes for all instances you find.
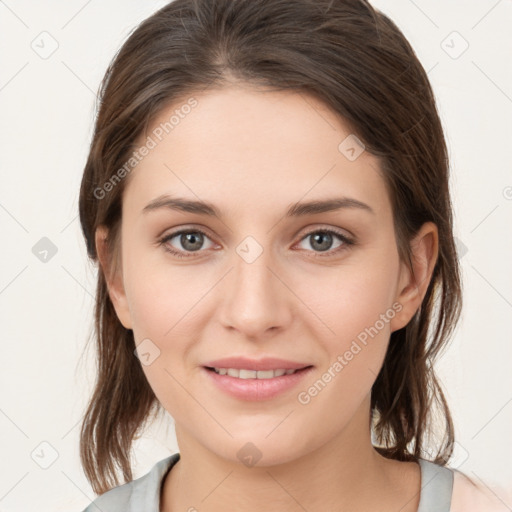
[296,228,354,257]
[158,228,215,258]
[158,227,354,259]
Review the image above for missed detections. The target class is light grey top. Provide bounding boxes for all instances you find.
[81,453,454,512]
[417,458,454,511]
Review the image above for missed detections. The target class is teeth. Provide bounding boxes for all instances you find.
[213,368,298,379]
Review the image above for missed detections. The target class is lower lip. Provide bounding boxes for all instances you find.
[202,366,314,401]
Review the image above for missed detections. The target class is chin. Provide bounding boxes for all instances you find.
[207,431,313,469]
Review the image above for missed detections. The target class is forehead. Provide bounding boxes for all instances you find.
[123,85,390,220]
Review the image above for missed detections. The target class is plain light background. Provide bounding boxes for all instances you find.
[0,1,511,510]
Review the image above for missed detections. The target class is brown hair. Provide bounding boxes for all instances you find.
[78,0,462,494]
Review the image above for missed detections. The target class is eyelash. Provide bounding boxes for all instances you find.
[158,227,355,259]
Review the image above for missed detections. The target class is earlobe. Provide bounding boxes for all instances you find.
[390,222,439,332]
[94,225,133,330]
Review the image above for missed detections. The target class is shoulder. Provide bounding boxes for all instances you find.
[81,479,134,512]
[80,453,180,512]
[450,469,512,512]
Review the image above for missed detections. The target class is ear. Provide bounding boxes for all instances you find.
[95,225,133,330]
[389,222,439,332]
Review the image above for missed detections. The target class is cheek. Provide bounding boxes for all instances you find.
[295,249,400,390]
[123,251,216,406]
[296,250,400,345]
[124,243,213,338]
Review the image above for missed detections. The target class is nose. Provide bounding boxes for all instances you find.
[218,247,293,339]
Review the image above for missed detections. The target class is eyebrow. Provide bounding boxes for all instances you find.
[142,194,374,218]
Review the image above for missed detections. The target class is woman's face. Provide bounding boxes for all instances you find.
[101,84,422,466]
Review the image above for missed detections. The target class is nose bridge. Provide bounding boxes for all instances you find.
[218,234,292,336]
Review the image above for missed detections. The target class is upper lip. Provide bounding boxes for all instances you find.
[203,357,312,371]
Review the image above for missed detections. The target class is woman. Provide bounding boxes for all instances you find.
[78,0,507,510]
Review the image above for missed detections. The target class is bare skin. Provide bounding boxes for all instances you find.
[96,83,437,512]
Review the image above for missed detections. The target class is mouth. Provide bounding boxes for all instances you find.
[202,365,314,401]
